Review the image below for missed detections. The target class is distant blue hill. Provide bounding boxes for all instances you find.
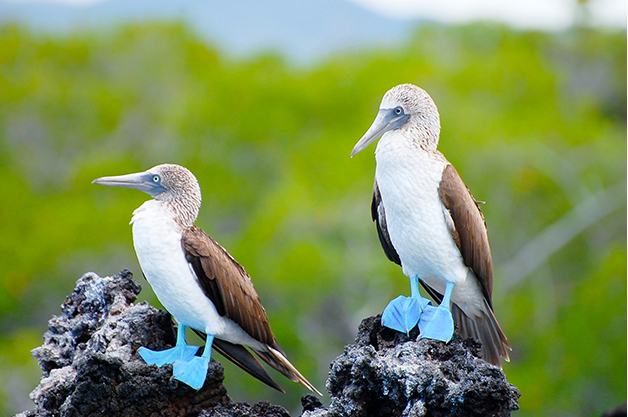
[0,0,414,64]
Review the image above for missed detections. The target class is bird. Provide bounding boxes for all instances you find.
[351,84,511,367]
[93,163,320,393]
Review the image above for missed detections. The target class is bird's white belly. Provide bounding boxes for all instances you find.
[374,137,486,316]
[130,201,259,345]
[375,138,469,285]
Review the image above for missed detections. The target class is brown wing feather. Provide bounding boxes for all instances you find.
[438,164,494,307]
[372,180,401,266]
[437,164,511,366]
[181,226,276,346]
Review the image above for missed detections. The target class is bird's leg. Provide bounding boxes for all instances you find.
[381,275,431,335]
[172,334,214,390]
[418,281,455,342]
[138,324,199,367]
[410,275,421,298]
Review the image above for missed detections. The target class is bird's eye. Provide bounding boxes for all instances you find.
[152,175,160,183]
[395,107,403,115]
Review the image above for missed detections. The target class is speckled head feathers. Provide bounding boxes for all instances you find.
[351,84,442,157]
[148,164,202,226]
[93,163,202,227]
[381,84,441,150]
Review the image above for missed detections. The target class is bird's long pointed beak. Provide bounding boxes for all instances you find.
[92,171,166,196]
[351,108,410,157]
[351,110,389,157]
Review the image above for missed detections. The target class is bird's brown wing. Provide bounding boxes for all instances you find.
[183,227,320,394]
[372,179,401,266]
[181,226,276,346]
[437,164,511,366]
[438,164,494,307]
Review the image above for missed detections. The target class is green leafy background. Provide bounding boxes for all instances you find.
[0,21,625,416]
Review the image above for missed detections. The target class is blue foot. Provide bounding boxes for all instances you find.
[418,304,455,342]
[138,323,198,367]
[382,295,431,334]
[418,281,455,342]
[173,356,210,390]
[173,334,214,390]
[138,344,198,367]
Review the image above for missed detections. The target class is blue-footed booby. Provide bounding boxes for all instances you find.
[93,164,320,393]
[351,84,511,367]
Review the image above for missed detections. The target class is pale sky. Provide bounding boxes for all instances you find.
[347,0,627,30]
[3,0,626,30]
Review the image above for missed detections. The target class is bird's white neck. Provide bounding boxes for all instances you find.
[131,200,183,232]
[132,198,197,230]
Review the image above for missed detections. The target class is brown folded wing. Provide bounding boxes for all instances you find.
[181,226,276,346]
[372,180,401,266]
[438,164,494,307]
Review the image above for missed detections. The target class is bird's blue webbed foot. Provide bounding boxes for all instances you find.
[418,304,454,342]
[172,335,214,390]
[382,295,431,334]
[381,275,431,334]
[138,324,199,367]
[419,281,455,342]
[138,344,198,366]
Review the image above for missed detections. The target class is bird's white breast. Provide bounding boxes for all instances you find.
[130,200,261,346]
[374,131,472,292]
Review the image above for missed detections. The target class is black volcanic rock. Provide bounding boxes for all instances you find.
[15,270,275,417]
[303,316,520,417]
[16,270,520,417]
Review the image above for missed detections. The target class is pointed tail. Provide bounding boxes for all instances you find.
[253,345,322,396]
[451,301,511,368]
[194,329,321,395]
[193,330,285,393]
[420,281,511,367]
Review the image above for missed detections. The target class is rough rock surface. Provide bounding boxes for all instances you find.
[303,316,520,417]
[16,270,520,417]
[15,270,283,417]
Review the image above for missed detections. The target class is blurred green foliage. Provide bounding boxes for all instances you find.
[0,21,625,416]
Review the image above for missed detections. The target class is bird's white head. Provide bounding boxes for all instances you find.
[351,84,441,157]
[93,163,202,227]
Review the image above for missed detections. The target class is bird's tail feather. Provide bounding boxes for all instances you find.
[192,329,285,393]
[452,301,511,368]
[253,346,322,396]
[212,339,286,393]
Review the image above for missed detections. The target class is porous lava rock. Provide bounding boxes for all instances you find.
[16,270,520,417]
[303,316,520,417]
[15,270,284,417]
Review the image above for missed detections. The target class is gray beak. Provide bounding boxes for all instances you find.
[92,171,167,197]
[351,107,410,157]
